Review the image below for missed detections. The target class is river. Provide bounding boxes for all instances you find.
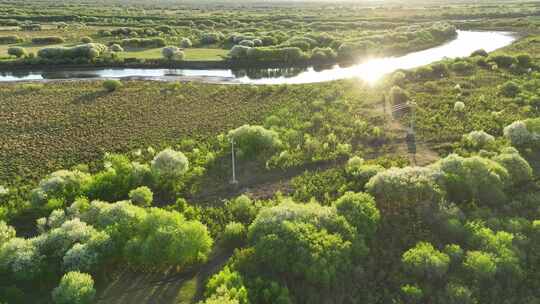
[0,30,516,84]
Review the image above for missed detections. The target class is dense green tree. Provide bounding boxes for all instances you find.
[402,242,450,280]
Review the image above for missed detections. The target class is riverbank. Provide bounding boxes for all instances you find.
[0,31,517,84]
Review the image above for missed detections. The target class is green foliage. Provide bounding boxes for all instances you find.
[204,266,248,304]
[493,151,533,186]
[222,222,247,249]
[180,37,192,48]
[445,283,477,304]
[31,36,65,44]
[402,242,450,280]
[333,192,380,238]
[123,208,213,268]
[500,81,520,97]
[248,201,357,291]
[504,118,540,148]
[128,186,153,206]
[102,79,122,92]
[162,46,185,60]
[366,166,443,213]
[38,43,107,61]
[30,169,91,207]
[401,284,423,302]
[434,154,510,206]
[0,221,16,245]
[0,35,22,44]
[463,251,497,280]
[461,130,495,150]
[227,195,256,225]
[80,36,92,43]
[228,125,281,159]
[51,271,95,304]
[7,47,27,58]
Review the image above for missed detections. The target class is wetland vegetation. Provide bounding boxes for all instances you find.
[1,1,540,304]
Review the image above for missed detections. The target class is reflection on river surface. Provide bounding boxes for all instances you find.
[0,31,516,84]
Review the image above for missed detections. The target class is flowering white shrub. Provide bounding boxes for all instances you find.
[33,219,98,259]
[31,170,91,205]
[229,45,250,59]
[346,156,365,175]
[180,37,192,48]
[162,46,184,60]
[0,237,43,280]
[151,148,189,179]
[504,119,540,147]
[454,101,465,112]
[462,130,495,149]
[228,125,281,159]
[366,166,444,210]
[0,221,15,245]
[494,151,533,186]
[63,231,111,272]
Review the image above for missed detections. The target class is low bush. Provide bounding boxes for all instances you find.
[109,44,124,52]
[52,271,95,304]
[37,43,107,61]
[7,47,27,58]
[128,186,153,206]
[222,222,246,249]
[162,46,185,60]
[31,36,65,44]
[115,38,165,48]
[102,80,122,92]
[180,37,192,48]
[80,37,93,43]
[0,35,22,44]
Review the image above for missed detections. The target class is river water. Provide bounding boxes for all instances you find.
[0,30,516,84]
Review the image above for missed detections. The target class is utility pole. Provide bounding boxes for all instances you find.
[230,138,238,185]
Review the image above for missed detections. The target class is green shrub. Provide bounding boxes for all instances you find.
[463,251,497,280]
[128,186,153,206]
[109,44,124,52]
[489,54,516,68]
[31,36,65,44]
[116,38,165,48]
[180,38,192,48]
[500,81,520,97]
[102,80,122,92]
[462,130,495,150]
[0,35,22,44]
[38,43,107,61]
[162,46,184,60]
[7,47,27,58]
[80,37,93,43]
[504,118,540,149]
[402,242,450,279]
[493,151,533,186]
[471,49,488,57]
[222,222,246,249]
[52,272,95,304]
[228,125,281,159]
[333,192,380,238]
[227,195,256,224]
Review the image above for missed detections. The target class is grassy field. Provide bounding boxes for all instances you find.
[118,47,228,61]
[0,80,351,186]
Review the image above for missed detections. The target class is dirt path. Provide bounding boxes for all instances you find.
[96,249,233,304]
